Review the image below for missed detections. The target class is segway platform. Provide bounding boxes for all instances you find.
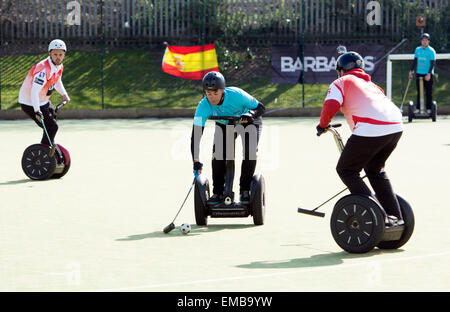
[194,115,266,226]
[407,77,437,122]
[208,202,250,218]
[408,101,437,122]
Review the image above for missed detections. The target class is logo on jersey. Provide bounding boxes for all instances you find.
[34,77,45,85]
[38,70,46,78]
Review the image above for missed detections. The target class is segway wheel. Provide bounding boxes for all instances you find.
[194,175,210,226]
[330,195,385,253]
[431,101,437,122]
[250,174,266,226]
[408,101,414,123]
[377,194,414,250]
[21,144,57,180]
[51,144,71,179]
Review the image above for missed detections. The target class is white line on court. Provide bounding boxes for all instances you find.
[85,250,450,292]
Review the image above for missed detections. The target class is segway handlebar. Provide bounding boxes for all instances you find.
[55,101,67,112]
[324,123,344,154]
[208,116,241,121]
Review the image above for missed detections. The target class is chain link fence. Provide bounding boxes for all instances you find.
[1,0,449,110]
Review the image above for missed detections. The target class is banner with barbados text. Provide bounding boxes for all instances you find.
[271,44,386,84]
[162,43,219,80]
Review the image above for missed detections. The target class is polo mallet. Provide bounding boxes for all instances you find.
[399,77,412,113]
[40,101,67,158]
[163,178,196,234]
[297,123,366,217]
[39,117,57,157]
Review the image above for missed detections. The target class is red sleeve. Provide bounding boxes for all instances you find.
[319,99,341,128]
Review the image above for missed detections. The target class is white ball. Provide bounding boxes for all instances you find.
[180,223,191,234]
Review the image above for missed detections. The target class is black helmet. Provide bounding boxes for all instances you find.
[421,33,430,40]
[202,71,226,90]
[335,52,365,73]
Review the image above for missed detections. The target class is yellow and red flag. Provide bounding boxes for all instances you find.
[162,43,219,80]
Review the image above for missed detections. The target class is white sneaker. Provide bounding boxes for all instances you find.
[385,215,399,226]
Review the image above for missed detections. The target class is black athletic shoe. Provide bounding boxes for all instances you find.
[207,194,223,205]
[239,191,250,204]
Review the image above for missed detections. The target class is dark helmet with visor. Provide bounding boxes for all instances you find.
[335,51,365,73]
[202,71,226,90]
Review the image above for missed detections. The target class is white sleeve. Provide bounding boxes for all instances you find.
[30,72,47,112]
[324,83,344,106]
[55,78,69,99]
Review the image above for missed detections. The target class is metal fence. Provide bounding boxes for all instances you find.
[1,0,449,43]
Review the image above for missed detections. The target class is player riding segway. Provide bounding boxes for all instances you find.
[191,71,266,226]
[298,51,414,253]
[298,124,414,253]
[407,33,437,122]
[19,39,71,180]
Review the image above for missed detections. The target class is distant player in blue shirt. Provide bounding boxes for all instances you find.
[409,33,436,113]
[191,71,265,205]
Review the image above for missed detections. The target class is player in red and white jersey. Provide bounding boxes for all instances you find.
[19,39,70,146]
[317,51,404,224]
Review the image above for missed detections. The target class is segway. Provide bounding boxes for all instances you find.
[194,116,266,226]
[21,101,71,180]
[298,124,414,253]
[408,77,437,122]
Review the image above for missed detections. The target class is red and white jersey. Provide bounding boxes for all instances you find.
[19,56,68,112]
[322,69,403,137]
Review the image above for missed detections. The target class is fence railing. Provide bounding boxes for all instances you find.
[1,0,449,43]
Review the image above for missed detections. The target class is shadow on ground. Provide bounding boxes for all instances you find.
[236,248,404,269]
[0,179,35,185]
[115,224,255,241]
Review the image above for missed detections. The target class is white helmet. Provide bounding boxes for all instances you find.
[48,39,67,52]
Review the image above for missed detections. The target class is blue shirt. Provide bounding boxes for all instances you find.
[414,46,436,75]
[193,87,259,127]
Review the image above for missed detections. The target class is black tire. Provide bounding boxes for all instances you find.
[408,102,414,123]
[330,195,385,254]
[21,144,56,180]
[51,145,71,179]
[431,101,437,122]
[377,194,414,250]
[194,177,209,226]
[250,175,265,226]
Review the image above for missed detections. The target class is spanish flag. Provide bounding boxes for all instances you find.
[162,43,219,80]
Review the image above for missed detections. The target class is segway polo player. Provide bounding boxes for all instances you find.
[191,71,266,225]
[19,39,71,180]
[311,52,414,252]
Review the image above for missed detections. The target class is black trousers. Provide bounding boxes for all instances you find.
[336,132,403,218]
[212,119,262,195]
[21,102,58,146]
[415,74,433,110]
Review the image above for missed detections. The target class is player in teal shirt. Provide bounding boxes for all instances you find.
[409,33,436,113]
[191,71,265,204]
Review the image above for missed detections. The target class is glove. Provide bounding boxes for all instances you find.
[316,124,328,137]
[193,161,203,178]
[35,111,44,122]
[239,113,254,124]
